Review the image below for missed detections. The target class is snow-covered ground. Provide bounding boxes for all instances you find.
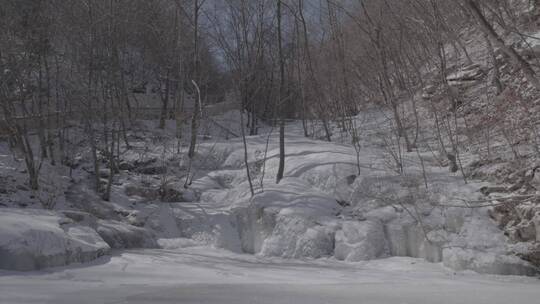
[1,246,539,304]
[2,107,540,302]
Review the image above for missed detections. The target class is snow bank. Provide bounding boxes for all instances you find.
[0,208,110,271]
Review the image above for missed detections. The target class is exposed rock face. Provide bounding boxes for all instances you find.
[0,208,110,271]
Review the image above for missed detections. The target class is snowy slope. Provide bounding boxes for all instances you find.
[1,109,537,276]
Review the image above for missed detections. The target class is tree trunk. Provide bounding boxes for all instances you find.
[187,0,201,161]
[276,0,286,184]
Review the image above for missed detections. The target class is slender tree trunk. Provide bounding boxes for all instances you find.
[159,69,170,129]
[240,110,255,196]
[188,0,201,161]
[276,0,286,184]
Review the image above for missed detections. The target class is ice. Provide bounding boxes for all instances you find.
[334,220,386,261]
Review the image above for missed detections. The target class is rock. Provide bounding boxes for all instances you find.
[98,169,111,179]
[133,158,157,168]
[61,210,97,226]
[137,166,167,175]
[336,200,350,207]
[96,220,157,249]
[480,186,508,196]
[16,184,29,191]
[334,220,386,262]
[488,202,515,228]
[118,162,135,171]
[126,211,146,227]
[0,208,110,271]
[160,187,185,202]
[447,153,459,173]
[515,219,536,242]
[124,185,159,200]
[346,175,357,185]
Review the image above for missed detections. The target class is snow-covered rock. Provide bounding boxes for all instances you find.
[443,247,538,276]
[96,220,157,249]
[0,208,110,271]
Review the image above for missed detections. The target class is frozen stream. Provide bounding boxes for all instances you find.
[1,247,539,304]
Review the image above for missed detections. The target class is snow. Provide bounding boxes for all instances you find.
[1,108,537,275]
[156,110,536,276]
[0,208,109,271]
[1,107,539,304]
[1,246,539,304]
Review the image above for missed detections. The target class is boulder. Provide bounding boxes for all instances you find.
[96,220,157,249]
